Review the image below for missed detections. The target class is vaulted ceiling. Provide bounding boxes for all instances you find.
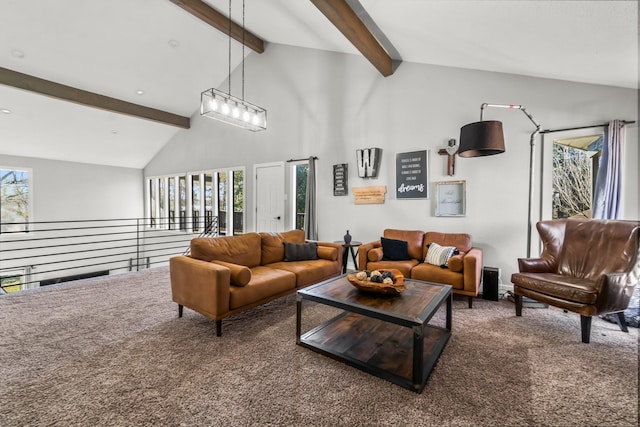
[0,0,637,168]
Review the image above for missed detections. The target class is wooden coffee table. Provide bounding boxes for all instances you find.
[296,274,452,393]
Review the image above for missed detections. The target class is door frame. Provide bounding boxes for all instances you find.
[253,161,286,232]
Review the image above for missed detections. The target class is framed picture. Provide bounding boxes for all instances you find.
[395,150,429,199]
[435,180,466,217]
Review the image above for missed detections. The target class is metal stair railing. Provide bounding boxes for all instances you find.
[0,216,218,294]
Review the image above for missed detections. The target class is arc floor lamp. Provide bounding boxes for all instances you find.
[458,103,541,257]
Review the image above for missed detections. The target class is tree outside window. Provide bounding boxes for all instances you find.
[1,169,30,233]
[294,164,308,230]
[552,135,602,219]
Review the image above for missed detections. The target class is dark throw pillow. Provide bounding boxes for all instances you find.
[283,242,318,262]
[381,237,410,261]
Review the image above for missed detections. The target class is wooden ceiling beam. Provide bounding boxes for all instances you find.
[311,0,393,77]
[0,67,190,129]
[169,0,265,54]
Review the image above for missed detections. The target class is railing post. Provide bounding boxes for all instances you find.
[136,218,141,272]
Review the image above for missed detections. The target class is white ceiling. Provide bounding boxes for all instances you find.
[0,0,637,168]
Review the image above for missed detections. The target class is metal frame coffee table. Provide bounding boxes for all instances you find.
[296,274,452,393]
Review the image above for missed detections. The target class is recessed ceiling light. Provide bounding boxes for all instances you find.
[11,49,25,58]
[111,130,118,134]
[0,108,11,114]
[136,90,145,95]
[168,39,180,48]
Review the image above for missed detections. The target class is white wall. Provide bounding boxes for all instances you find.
[144,44,638,282]
[0,154,143,221]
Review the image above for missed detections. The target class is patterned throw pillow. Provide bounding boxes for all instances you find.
[425,242,458,267]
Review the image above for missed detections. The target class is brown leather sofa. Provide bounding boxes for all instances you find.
[170,230,342,336]
[358,229,483,307]
[511,218,640,343]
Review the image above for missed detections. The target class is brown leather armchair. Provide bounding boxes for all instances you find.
[511,218,640,343]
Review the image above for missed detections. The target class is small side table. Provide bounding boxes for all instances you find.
[334,241,362,274]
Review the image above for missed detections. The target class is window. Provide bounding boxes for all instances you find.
[192,175,201,232]
[1,168,31,234]
[291,162,308,230]
[218,171,227,235]
[1,273,22,293]
[204,174,214,233]
[158,179,165,228]
[179,176,186,230]
[232,170,244,235]
[552,135,603,219]
[145,167,244,235]
[149,179,156,227]
[168,177,175,230]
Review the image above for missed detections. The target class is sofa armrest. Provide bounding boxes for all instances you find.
[462,247,483,294]
[169,255,231,319]
[358,240,381,271]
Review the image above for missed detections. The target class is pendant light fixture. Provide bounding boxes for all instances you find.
[200,0,266,131]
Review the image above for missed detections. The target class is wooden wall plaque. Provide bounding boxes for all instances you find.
[352,186,387,204]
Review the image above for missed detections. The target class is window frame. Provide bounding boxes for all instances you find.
[0,166,33,236]
[145,166,245,235]
[289,160,309,231]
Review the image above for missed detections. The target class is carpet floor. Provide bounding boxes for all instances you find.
[0,267,637,427]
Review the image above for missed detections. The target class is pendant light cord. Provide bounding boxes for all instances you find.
[242,0,245,101]
[227,0,231,95]
[227,0,246,100]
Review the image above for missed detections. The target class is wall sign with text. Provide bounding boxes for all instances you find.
[333,163,348,196]
[396,150,429,199]
[352,186,387,204]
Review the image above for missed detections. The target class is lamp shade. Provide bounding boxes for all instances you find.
[458,120,505,157]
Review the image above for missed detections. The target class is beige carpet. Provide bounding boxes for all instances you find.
[0,267,637,426]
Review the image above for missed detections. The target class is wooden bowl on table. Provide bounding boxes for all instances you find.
[346,269,405,295]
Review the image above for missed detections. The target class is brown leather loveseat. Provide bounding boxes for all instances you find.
[170,230,342,336]
[358,229,483,307]
[511,218,640,343]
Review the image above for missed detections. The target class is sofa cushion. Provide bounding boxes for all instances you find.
[284,242,318,261]
[383,229,424,260]
[259,230,306,265]
[266,260,339,288]
[381,237,410,261]
[211,260,252,287]
[228,266,296,309]
[411,263,464,289]
[425,242,459,267]
[366,260,419,278]
[511,272,598,305]
[190,233,261,267]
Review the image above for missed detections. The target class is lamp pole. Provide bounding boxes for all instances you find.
[480,104,541,258]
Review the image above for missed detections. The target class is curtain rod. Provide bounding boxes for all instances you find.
[540,120,636,134]
[286,156,318,162]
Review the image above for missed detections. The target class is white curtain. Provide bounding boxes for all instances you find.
[593,120,625,219]
[304,157,317,240]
